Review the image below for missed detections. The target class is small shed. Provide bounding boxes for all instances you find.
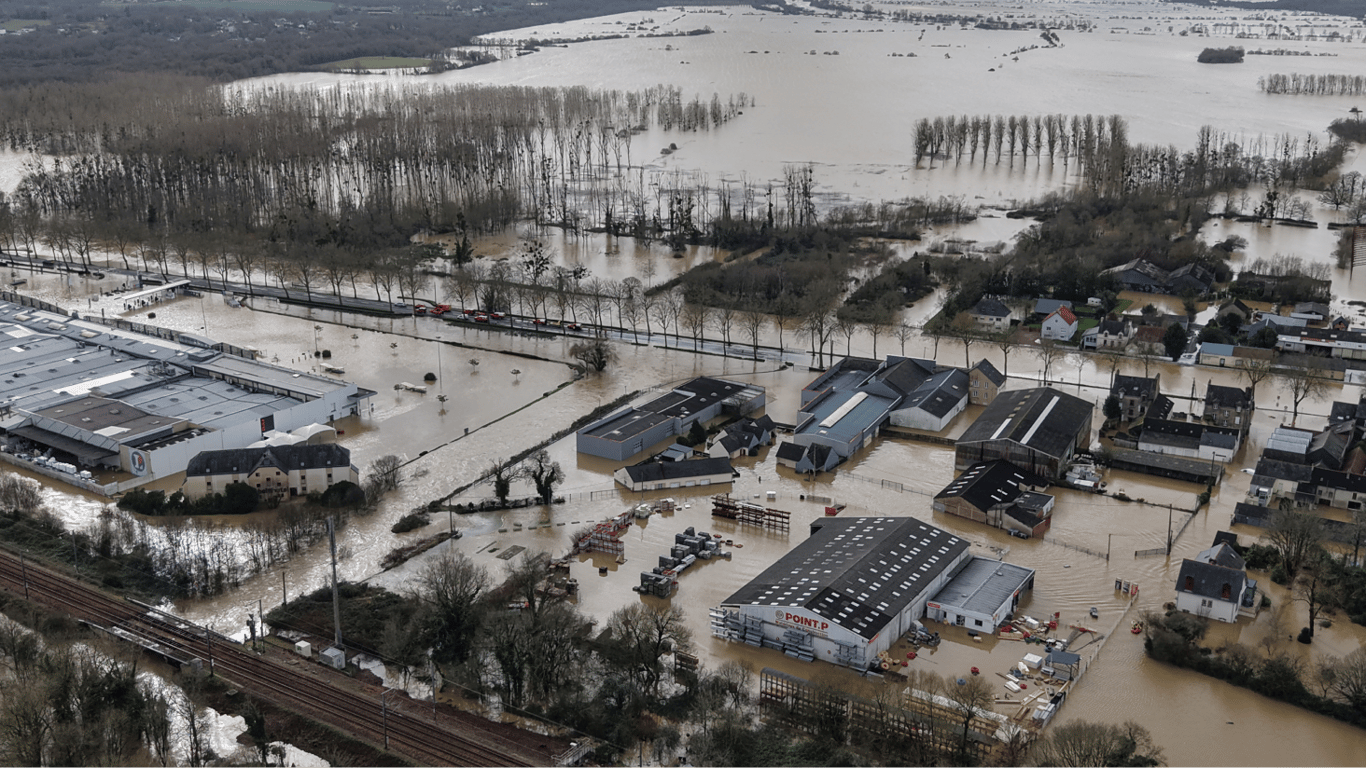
[320,646,346,670]
[293,640,312,658]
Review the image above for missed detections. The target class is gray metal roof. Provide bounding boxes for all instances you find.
[957,387,1092,460]
[797,389,897,444]
[929,556,1034,618]
[621,457,733,483]
[899,369,969,418]
[724,517,969,639]
[935,460,1048,513]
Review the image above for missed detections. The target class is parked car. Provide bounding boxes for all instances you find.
[491,311,507,320]
[414,306,428,315]
[566,322,582,331]
[463,308,478,315]
[435,304,451,312]
[532,318,547,325]
[474,314,489,323]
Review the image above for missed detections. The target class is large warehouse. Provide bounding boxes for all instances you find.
[576,377,765,461]
[712,517,1029,670]
[0,294,373,494]
[954,387,1093,479]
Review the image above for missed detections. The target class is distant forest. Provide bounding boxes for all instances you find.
[0,0,731,86]
[1164,0,1366,15]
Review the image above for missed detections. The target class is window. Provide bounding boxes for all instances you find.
[1184,576,1195,591]
[1221,583,1231,600]
[1200,599,1213,608]
[974,619,983,627]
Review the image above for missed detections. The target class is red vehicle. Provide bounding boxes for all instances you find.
[532,318,547,325]
[435,304,452,312]
[462,308,477,315]
[430,307,447,316]
[474,314,489,323]
[566,322,581,331]
[414,305,428,315]
[490,311,507,320]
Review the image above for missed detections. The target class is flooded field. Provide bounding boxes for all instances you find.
[5,0,1366,760]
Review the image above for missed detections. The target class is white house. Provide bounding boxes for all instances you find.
[971,298,1013,332]
[1173,541,1258,623]
[614,457,734,491]
[182,444,358,501]
[1040,306,1078,342]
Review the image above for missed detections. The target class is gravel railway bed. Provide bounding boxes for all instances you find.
[0,548,563,766]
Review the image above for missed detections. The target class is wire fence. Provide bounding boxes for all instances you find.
[1041,536,1110,561]
[1133,547,1168,558]
[842,471,933,497]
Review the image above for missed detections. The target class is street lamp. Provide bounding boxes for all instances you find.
[313,325,322,359]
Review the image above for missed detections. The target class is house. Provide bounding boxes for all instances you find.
[1174,540,1259,623]
[967,359,1006,406]
[1331,316,1352,331]
[1215,299,1253,324]
[1247,455,1315,507]
[614,456,735,492]
[707,415,776,459]
[1291,302,1331,324]
[1103,259,1169,293]
[1127,325,1167,356]
[1137,419,1241,462]
[1093,318,1134,350]
[889,368,970,432]
[1033,298,1073,318]
[1203,382,1254,433]
[955,387,1094,479]
[934,460,1055,537]
[182,444,358,501]
[1041,306,1079,342]
[1110,374,1160,422]
[971,298,1013,332]
[775,441,840,474]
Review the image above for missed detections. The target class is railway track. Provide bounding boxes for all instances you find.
[0,549,554,766]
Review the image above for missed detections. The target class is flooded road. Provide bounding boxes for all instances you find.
[6,0,1366,760]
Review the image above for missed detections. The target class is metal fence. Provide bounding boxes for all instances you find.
[1133,547,1168,558]
[843,471,933,497]
[1041,536,1109,561]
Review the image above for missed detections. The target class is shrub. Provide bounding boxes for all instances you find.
[391,512,431,534]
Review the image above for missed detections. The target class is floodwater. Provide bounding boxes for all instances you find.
[8,0,1366,761]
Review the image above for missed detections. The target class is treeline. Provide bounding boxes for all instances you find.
[1261,73,1366,95]
[0,470,356,599]
[1198,46,1246,63]
[0,0,735,86]
[0,625,180,766]
[916,115,1344,198]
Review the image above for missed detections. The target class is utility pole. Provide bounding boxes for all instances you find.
[281,568,288,606]
[20,555,29,600]
[205,625,215,677]
[329,517,342,649]
[1167,503,1174,555]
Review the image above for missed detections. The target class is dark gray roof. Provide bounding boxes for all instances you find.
[900,369,969,418]
[1196,542,1246,571]
[724,517,969,639]
[185,443,352,477]
[775,442,805,461]
[1309,422,1353,469]
[622,457,733,483]
[971,359,1006,387]
[873,358,936,397]
[1205,383,1252,410]
[957,387,1092,460]
[1149,394,1175,420]
[935,460,1048,513]
[972,298,1012,318]
[1254,457,1314,483]
[1112,374,1159,401]
[1294,302,1330,316]
[1313,467,1366,494]
[1098,319,1129,336]
[1176,559,1246,602]
[1104,258,1168,287]
[1330,401,1358,425]
[1034,298,1073,315]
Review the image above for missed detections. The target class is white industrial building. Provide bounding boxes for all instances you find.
[712,517,985,670]
[925,557,1035,631]
[0,294,373,495]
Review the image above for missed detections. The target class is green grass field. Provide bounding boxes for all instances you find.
[323,56,434,70]
[1,19,51,31]
[135,0,335,13]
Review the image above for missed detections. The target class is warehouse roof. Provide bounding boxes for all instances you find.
[723,517,969,639]
[899,369,970,418]
[957,387,1091,459]
[929,557,1034,619]
[935,461,1048,514]
[620,457,733,484]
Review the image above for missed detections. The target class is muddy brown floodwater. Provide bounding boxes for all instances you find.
[14,257,1366,764]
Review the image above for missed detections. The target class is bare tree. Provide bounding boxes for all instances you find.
[1294,552,1331,639]
[1241,357,1274,398]
[1284,363,1329,426]
[943,673,994,764]
[894,322,916,357]
[1268,507,1325,578]
[416,551,489,665]
[569,333,614,372]
[520,449,565,503]
[1028,719,1165,767]
[602,603,693,696]
[1037,340,1065,385]
[741,308,767,358]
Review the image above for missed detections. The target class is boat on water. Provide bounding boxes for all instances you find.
[1089,607,1099,619]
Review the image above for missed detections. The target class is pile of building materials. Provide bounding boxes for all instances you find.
[635,526,730,597]
[710,494,791,531]
[571,510,634,561]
